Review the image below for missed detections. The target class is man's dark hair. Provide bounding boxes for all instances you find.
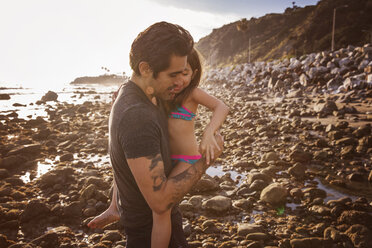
[129,22,194,78]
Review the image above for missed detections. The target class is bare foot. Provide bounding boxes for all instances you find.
[87,207,120,229]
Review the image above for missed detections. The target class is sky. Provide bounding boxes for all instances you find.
[0,0,319,89]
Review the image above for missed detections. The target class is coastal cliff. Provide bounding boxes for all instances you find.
[196,0,372,67]
[70,74,126,85]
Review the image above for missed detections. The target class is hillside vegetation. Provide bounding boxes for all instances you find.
[195,0,372,67]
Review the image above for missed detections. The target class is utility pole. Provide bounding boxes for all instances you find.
[248,38,251,64]
[331,5,348,51]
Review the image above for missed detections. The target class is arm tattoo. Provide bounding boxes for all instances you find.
[152,174,166,191]
[148,154,162,171]
[166,158,206,207]
[147,153,166,192]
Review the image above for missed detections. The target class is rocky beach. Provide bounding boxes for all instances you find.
[0,44,372,248]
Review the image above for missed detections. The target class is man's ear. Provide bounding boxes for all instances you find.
[138,62,152,77]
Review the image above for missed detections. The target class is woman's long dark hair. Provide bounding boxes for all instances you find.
[166,48,202,112]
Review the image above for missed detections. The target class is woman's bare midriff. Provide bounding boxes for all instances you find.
[168,118,199,156]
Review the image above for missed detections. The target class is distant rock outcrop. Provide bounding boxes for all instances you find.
[70,74,126,85]
[196,0,372,67]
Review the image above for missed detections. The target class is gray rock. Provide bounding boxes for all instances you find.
[246,232,268,241]
[20,199,50,223]
[344,224,372,248]
[100,230,123,242]
[289,150,312,163]
[0,169,9,179]
[0,155,27,169]
[80,184,97,201]
[85,177,110,190]
[260,183,287,206]
[326,78,342,90]
[249,179,268,191]
[191,175,219,192]
[313,150,328,160]
[246,172,271,185]
[188,195,203,209]
[290,237,331,248]
[323,226,341,242]
[261,152,280,162]
[0,94,10,100]
[60,153,74,162]
[232,199,253,210]
[41,91,58,102]
[7,144,42,156]
[288,163,306,179]
[63,201,83,217]
[303,188,327,199]
[299,73,309,86]
[202,195,231,213]
[30,232,59,247]
[314,100,338,114]
[237,223,263,236]
[308,205,331,215]
[286,89,303,98]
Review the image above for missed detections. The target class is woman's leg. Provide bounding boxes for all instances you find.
[151,210,172,248]
[87,179,120,229]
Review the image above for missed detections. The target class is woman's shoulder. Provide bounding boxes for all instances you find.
[187,87,205,101]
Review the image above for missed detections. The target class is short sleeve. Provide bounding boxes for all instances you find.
[118,108,161,159]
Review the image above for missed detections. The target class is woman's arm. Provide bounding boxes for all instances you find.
[190,88,229,164]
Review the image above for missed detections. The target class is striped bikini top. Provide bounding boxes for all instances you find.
[169,105,196,121]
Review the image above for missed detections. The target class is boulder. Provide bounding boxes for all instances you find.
[85,177,110,190]
[261,152,280,162]
[246,172,271,185]
[0,169,9,179]
[288,163,306,179]
[30,232,59,247]
[260,183,287,206]
[100,230,123,242]
[80,184,97,201]
[188,195,203,209]
[323,226,341,242]
[59,153,74,162]
[344,224,372,248]
[191,175,219,193]
[41,91,58,102]
[338,210,372,228]
[299,73,309,86]
[290,237,332,248]
[20,199,50,223]
[237,223,263,236]
[202,195,231,213]
[0,94,10,100]
[7,144,42,156]
[314,100,338,114]
[63,201,83,217]
[0,155,27,169]
[289,150,312,163]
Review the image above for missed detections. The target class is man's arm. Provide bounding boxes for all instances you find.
[127,134,223,214]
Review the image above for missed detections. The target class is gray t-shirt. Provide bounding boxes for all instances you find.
[109,80,174,229]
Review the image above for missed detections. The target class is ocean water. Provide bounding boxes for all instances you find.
[0,82,121,120]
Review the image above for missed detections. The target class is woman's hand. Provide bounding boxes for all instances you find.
[199,129,222,165]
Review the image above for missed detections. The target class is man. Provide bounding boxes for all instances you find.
[110,22,224,247]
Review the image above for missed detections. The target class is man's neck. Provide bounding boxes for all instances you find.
[131,73,156,105]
